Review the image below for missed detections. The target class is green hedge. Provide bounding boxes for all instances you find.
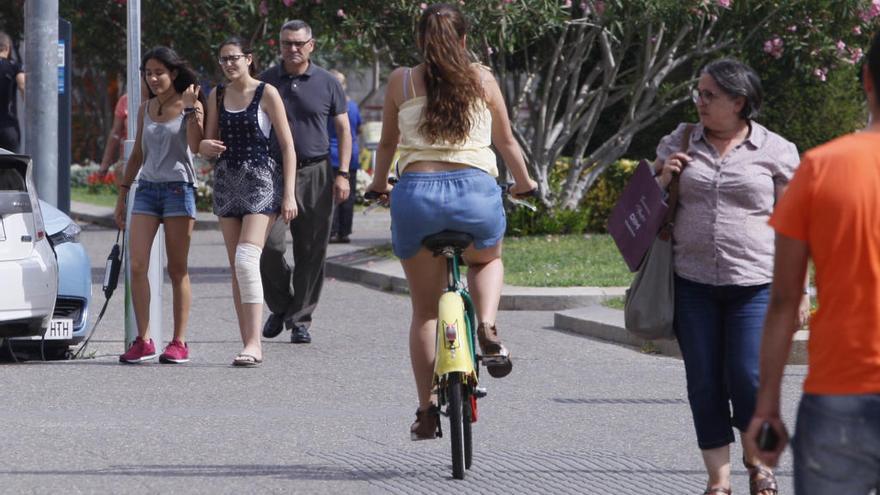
[506,158,638,236]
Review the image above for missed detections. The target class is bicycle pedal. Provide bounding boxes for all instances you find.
[474,386,487,398]
[481,354,510,366]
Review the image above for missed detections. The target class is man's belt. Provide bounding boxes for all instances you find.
[298,155,328,168]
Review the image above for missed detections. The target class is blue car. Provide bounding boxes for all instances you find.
[9,200,92,358]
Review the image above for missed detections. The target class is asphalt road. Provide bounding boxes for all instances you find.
[0,219,806,494]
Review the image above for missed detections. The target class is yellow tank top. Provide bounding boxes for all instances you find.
[396,69,498,177]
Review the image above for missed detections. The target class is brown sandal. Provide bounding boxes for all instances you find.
[410,405,442,441]
[703,489,731,495]
[744,458,778,495]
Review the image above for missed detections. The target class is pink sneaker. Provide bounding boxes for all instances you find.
[119,337,157,363]
[159,339,190,364]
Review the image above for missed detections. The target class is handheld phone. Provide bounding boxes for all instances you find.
[757,421,780,452]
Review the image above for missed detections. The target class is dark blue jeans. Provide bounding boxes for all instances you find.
[674,275,770,450]
[793,394,880,494]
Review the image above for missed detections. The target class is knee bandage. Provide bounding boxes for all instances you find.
[234,243,263,304]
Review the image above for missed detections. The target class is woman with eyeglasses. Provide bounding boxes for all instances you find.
[113,46,206,364]
[199,36,297,367]
[653,58,807,495]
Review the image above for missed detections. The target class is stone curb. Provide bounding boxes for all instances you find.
[70,201,219,231]
[554,305,809,365]
[324,249,628,312]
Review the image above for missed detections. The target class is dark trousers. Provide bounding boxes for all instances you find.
[673,274,770,450]
[331,169,357,237]
[260,160,334,327]
[793,394,880,494]
[0,125,20,153]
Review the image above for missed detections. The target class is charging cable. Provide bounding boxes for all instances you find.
[71,229,125,359]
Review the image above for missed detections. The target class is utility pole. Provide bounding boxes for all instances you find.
[24,0,59,205]
[123,0,164,349]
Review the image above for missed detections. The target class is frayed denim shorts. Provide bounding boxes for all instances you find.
[132,180,197,219]
[390,168,506,260]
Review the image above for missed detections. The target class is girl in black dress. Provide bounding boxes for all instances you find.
[200,37,297,366]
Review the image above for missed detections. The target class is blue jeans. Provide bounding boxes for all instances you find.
[674,275,770,449]
[793,394,880,494]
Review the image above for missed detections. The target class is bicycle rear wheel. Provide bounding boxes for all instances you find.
[447,373,465,480]
[463,394,473,470]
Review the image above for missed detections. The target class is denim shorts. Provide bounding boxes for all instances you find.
[792,393,880,494]
[390,168,505,259]
[132,180,197,219]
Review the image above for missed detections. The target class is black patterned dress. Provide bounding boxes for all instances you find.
[213,82,283,218]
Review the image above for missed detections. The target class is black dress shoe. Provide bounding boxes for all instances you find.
[291,324,312,344]
[262,313,286,339]
[338,235,351,244]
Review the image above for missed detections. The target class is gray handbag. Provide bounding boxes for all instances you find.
[623,124,692,341]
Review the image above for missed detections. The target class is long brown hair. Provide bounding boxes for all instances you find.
[417,3,483,145]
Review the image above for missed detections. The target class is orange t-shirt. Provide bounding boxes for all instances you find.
[770,131,880,394]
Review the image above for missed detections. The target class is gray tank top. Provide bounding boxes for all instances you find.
[139,108,196,184]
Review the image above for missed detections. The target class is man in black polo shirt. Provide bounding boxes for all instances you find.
[0,32,25,152]
[259,19,352,344]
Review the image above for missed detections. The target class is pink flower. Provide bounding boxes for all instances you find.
[850,47,864,63]
[336,8,345,17]
[813,67,827,82]
[853,26,862,35]
[563,0,572,7]
[836,40,847,54]
[282,0,295,6]
[259,0,268,16]
[420,2,427,10]
[763,36,784,59]
[786,25,797,32]
[859,0,880,21]
[594,0,605,15]
[716,0,731,8]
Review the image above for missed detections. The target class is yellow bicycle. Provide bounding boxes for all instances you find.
[424,230,480,480]
[366,183,535,480]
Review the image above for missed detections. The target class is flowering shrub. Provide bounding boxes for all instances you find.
[70,162,99,188]
[87,170,118,194]
[193,155,214,212]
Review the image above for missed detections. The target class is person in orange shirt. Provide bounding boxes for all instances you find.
[745,31,880,494]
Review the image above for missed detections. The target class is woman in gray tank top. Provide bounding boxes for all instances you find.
[113,46,206,365]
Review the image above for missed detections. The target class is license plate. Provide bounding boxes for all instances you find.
[45,318,73,340]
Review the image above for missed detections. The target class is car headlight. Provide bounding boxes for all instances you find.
[49,222,81,246]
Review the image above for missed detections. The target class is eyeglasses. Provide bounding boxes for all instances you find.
[281,39,312,49]
[218,54,247,65]
[691,88,721,105]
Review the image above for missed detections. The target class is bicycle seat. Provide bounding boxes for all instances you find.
[422,231,473,252]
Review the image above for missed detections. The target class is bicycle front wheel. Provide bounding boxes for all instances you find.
[447,372,465,480]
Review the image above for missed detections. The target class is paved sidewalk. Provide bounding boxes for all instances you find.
[1,209,805,493]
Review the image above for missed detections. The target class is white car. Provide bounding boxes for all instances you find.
[0,153,58,338]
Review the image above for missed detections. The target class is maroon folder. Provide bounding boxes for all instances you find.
[607,159,669,272]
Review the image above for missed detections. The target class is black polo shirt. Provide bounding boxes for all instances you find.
[259,61,347,161]
[0,59,23,127]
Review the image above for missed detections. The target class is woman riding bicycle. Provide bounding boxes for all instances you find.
[366,2,537,441]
